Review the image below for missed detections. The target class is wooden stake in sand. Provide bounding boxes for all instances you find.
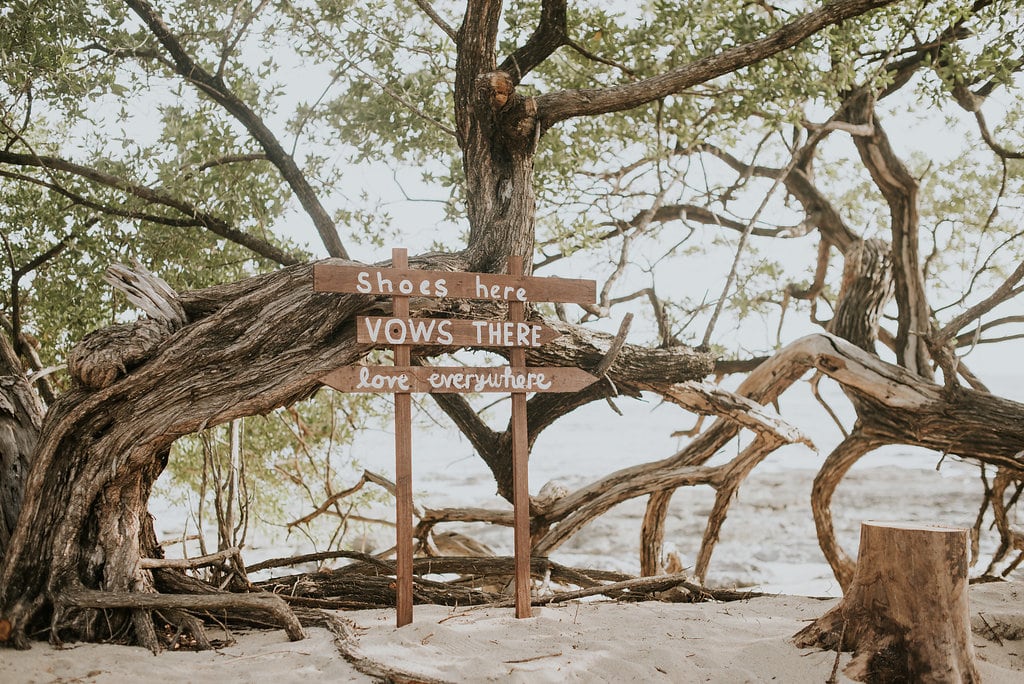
[794,521,980,683]
[316,249,597,625]
[507,256,531,618]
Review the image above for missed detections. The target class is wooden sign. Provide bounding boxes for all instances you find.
[357,316,562,348]
[315,263,595,303]
[317,249,598,626]
[322,365,598,394]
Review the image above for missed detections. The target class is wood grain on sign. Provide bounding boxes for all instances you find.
[356,316,562,348]
[314,263,595,304]
[320,366,599,394]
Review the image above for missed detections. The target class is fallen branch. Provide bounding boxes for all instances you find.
[245,549,392,574]
[529,572,763,605]
[139,547,240,570]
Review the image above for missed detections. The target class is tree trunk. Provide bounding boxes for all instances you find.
[794,521,980,683]
[0,259,713,647]
[0,333,42,563]
[844,92,932,377]
[828,238,894,353]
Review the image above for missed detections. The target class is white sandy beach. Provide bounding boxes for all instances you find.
[5,375,1022,682]
[3,460,1023,682]
[2,582,1022,683]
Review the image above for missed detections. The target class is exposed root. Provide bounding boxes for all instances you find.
[320,611,449,684]
[57,587,305,652]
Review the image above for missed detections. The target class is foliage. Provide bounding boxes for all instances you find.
[159,390,391,555]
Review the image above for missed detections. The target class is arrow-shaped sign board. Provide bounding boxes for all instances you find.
[314,264,596,304]
[357,316,562,348]
[322,366,599,394]
[317,250,597,626]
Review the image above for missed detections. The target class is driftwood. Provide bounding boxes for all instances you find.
[139,546,240,570]
[530,572,762,605]
[252,554,750,610]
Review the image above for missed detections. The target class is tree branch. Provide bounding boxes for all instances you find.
[497,0,568,84]
[535,0,898,128]
[933,260,1024,347]
[123,0,349,259]
[412,0,458,42]
[0,151,300,266]
[972,109,1024,160]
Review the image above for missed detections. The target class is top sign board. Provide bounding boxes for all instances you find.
[314,263,595,304]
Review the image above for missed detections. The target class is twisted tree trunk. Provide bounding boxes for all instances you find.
[0,256,714,648]
[0,333,42,563]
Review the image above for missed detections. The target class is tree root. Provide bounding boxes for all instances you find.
[58,588,305,652]
[320,611,450,684]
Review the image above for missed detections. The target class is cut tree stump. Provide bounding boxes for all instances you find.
[794,521,980,683]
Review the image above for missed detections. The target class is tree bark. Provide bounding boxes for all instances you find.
[844,92,932,377]
[794,522,980,683]
[0,333,42,562]
[640,491,673,576]
[828,238,894,353]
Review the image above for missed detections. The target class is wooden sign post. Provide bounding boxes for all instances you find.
[315,249,597,625]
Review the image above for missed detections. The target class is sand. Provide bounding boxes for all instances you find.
[2,582,1022,683]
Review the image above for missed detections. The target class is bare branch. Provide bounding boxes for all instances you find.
[934,260,1024,346]
[563,38,637,78]
[954,316,1024,348]
[972,109,1024,160]
[412,0,458,42]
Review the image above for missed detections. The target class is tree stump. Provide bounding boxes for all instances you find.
[794,521,980,683]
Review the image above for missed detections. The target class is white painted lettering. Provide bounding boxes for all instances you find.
[376,272,393,293]
[398,279,414,294]
[363,317,383,342]
[437,320,453,345]
[409,318,436,343]
[516,323,530,346]
[475,275,489,298]
[435,279,448,297]
[384,319,407,345]
[356,271,372,293]
[472,320,488,344]
[354,366,410,391]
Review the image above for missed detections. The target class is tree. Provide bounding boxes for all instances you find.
[1,0,1023,653]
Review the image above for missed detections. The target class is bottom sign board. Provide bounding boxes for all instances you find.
[322,365,598,394]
